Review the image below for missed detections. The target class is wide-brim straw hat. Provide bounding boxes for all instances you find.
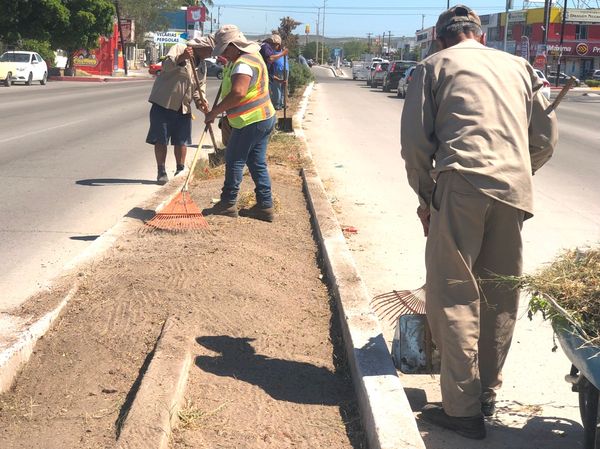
[186,34,215,49]
[213,24,260,56]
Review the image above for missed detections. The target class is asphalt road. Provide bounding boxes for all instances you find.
[0,79,221,311]
[306,66,600,448]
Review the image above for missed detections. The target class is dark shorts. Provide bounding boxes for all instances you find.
[146,103,192,146]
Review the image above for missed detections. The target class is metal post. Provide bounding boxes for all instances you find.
[555,0,568,86]
[542,0,550,77]
[503,0,511,52]
[316,8,320,65]
[115,1,128,76]
[322,0,327,64]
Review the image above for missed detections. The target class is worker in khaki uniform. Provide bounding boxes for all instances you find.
[146,35,214,184]
[400,5,558,440]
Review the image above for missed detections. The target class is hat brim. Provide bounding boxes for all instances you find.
[212,40,260,57]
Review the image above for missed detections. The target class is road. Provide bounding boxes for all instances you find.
[305,66,600,448]
[0,79,220,312]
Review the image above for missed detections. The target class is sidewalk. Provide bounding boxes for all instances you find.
[49,68,154,82]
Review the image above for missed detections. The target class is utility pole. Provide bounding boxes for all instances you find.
[322,0,327,65]
[367,32,372,53]
[217,6,221,29]
[316,8,320,65]
[421,14,425,30]
[542,0,551,76]
[388,31,392,58]
[114,0,128,76]
[555,0,568,86]
[503,0,512,52]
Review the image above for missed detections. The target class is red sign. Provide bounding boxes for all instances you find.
[547,42,600,57]
[533,55,546,70]
[187,6,206,23]
[73,23,121,76]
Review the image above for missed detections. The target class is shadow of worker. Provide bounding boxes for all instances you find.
[195,335,344,405]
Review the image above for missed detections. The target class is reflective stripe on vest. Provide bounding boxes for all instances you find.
[223,53,275,129]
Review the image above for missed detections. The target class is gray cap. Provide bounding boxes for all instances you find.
[435,5,481,37]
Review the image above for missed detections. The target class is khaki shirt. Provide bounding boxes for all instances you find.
[148,43,206,114]
[401,39,558,218]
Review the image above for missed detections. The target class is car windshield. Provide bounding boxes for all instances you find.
[0,52,30,63]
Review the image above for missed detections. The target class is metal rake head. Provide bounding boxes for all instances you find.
[370,285,427,326]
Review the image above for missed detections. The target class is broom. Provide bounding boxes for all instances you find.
[146,57,222,231]
[371,82,573,324]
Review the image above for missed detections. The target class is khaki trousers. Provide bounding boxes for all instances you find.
[425,171,524,417]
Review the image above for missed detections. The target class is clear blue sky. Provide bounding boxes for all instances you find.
[209,1,516,38]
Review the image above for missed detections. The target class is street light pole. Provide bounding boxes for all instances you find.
[322,0,327,65]
[555,0,568,86]
[503,0,511,52]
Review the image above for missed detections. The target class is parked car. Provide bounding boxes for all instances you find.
[352,61,368,80]
[0,51,48,87]
[381,60,417,92]
[396,65,417,98]
[547,71,580,86]
[366,58,386,86]
[148,58,164,76]
[370,62,390,88]
[204,57,224,79]
[593,69,600,80]
[534,69,551,100]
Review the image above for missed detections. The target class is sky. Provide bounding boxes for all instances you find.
[208,0,523,38]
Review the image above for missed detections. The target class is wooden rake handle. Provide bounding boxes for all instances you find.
[549,77,576,112]
[182,59,223,192]
[190,56,220,150]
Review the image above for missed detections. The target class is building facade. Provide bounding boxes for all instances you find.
[413,7,600,79]
[482,7,600,79]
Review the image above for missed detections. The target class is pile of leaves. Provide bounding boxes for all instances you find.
[524,248,600,346]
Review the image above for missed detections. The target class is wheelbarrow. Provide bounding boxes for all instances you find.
[554,322,600,449]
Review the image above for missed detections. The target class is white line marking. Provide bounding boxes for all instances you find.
[0,119,87,144]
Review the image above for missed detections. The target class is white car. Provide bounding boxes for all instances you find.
[0,51,48,87]
[534,69,551,100]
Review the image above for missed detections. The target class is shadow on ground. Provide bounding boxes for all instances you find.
[76,178,157,186]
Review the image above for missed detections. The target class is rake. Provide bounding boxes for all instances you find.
[371,285,426,326]
[145,125,211,231]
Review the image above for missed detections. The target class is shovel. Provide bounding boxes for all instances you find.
[277,55,293,132]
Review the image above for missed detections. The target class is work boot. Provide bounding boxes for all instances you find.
[481,400,496,417]
[174,164,185,176]
[205,201,238,218]
[420,404,486,440]
[240,204,274,222]
[157,170,169,185]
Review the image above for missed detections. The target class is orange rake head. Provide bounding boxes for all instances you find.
[370,285,427,326]
[146,191,209,231]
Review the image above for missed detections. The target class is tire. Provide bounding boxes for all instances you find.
[4,73,11,87]
[383,81,390,92]
[217,71,223,80]
[40,72,47,85]
[26,72,33,85]
[578,377,600,449]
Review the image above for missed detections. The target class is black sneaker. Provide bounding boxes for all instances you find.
[239,204,274,222]
[204,201,238,218]
[420,404,486,440]
[481,400,496,417]
[174,165,185,176]
[157,171,169,185]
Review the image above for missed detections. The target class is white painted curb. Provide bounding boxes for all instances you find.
[295,83,426,449]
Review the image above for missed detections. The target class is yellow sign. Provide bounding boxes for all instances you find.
[305,24,310,34]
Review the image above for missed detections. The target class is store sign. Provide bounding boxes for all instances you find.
[547,42,600,56]
[154,31,186,44]
[565,9,600,23]
[533,54,546,69]
[119,19,135,44]
[187,6,206,23]
[416,30,430,42]
[508,11,526,23]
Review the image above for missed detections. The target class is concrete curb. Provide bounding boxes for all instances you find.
[116,317,192,449]
[295,84,425,449]
[0,179,185,394]
[49,76,153,83]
